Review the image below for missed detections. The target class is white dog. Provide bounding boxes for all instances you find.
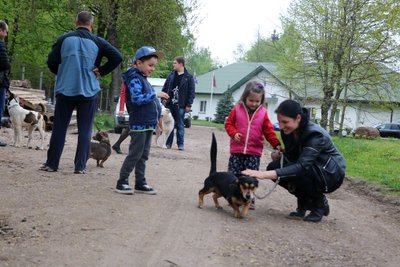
[7,90,46,150]
[155,107,174,148]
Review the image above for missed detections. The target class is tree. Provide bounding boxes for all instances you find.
[244,29,281,63]
[185,44,215,76]
[278,0,400,133]
[214,91,234,124]
[0,0,201,110]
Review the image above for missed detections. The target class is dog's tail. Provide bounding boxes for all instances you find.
[210,133,217,176]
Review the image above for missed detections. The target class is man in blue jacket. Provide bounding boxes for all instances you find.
[161,56,195,151]
[41,11,122,173]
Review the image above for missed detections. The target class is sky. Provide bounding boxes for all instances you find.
[194,0,292,64]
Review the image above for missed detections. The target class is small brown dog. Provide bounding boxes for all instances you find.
[198,134,258,218]
[90,127,111,167]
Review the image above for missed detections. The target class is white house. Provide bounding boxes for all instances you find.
[192,62,400,130]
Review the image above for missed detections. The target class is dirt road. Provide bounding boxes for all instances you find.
[0,125,399,266]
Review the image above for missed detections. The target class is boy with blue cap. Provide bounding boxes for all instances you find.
[115,46,169,195]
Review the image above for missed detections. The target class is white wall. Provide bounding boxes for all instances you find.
[191,70,400,127]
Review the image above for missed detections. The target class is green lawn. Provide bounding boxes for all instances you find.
[333,137,400,195]
[95,115,400,196]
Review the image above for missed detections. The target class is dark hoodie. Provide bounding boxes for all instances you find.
[123,68,161,129]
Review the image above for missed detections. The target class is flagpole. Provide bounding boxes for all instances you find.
[209,72,214,122]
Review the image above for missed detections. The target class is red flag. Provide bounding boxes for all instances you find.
[213,72,217,88]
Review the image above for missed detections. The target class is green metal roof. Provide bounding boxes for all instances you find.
[195,62,280,94]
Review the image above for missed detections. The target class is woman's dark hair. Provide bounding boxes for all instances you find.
[239,81,265,105]
[275,99,309,130]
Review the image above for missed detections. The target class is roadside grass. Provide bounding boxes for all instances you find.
[95,115,400,195]
[333,137,400,196]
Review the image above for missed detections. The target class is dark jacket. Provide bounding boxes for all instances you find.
[276,121,346,193]
[0,40,10,87]
[123,68,161,127]
[161,68,195,108]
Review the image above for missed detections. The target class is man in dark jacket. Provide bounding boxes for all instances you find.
[161,56,195,150]
[0,20,10,147]
[41,11,122,173]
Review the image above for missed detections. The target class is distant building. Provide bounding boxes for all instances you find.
[193,62,400,130]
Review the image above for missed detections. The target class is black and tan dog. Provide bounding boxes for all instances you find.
[198,133,258,218]
[90,125,111,167]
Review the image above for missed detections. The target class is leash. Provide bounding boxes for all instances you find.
[254,151,283,199]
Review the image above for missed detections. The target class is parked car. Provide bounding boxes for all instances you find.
[114,78,191,133]
[375,123,400,138]
[272,122,280,131]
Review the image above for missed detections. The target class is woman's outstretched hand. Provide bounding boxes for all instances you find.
[242,169,278,180]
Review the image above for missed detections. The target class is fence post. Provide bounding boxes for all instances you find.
[21,65,25,80]
[99,89,103,111]
[39,72,43,90]
[106,90,109,112]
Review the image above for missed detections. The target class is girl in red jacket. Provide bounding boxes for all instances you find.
[225,81,281,208]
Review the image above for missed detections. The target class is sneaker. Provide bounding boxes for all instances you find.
[178,145,184,151]
[115,184,134,195]
[134,184,157,195]
[74,169,86,174]
[166,144,171,149]
[112,145,123,154]
[39,164,57,172]
[0,141,7,147]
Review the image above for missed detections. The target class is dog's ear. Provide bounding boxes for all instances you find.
[253,178,259,187]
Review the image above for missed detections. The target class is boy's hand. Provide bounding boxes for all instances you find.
[157,92,169,99]
[270,150,281,161]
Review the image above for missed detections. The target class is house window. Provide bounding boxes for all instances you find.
[200,101,207,113]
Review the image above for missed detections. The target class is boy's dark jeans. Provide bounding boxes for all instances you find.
[118,130,153,186]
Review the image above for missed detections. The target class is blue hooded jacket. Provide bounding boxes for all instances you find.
[123,68,161,128]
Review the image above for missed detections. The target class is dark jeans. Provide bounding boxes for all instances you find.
[267,160,323,200]
[0,87,5,120]
[45,94,97,171]
[118,130,153,186]
[166,104,185,147]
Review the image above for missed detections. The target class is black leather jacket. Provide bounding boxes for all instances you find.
[275,121,346,192]
[0,40,10,87]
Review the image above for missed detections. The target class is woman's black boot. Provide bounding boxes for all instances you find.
[304,195,329,222]
[288,197,309,219]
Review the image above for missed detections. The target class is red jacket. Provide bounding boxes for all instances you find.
[225,103,280,157]
[119,83,126,111]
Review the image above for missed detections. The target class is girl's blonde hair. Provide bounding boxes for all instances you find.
[239,81,265,105]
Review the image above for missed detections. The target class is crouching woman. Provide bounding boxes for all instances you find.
[242,100,345,222]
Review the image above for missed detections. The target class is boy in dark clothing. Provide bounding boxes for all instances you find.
[115,46,169,195]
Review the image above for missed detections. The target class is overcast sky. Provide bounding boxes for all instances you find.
[194,0,292,64]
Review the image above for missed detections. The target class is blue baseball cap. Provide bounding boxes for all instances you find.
[134,46,165,63]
